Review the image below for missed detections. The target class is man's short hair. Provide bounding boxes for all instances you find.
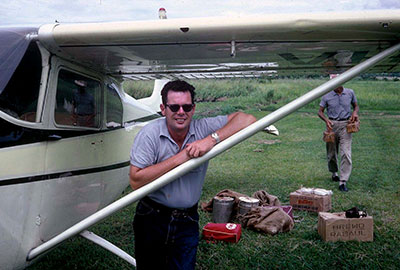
[161,80,196,105]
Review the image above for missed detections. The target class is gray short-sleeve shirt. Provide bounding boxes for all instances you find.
[130,115,228,208]
[320,88,357,120]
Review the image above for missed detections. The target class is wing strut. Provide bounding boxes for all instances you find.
[79,230,136,266]
[27,42,400,261]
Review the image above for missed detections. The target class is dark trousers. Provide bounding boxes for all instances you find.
[133,198,199,270]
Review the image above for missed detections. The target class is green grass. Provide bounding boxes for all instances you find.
[124,78,400,112]
[29,79,400,269]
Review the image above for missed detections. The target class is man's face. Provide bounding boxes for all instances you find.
[334,86,344,94]
[160,90,195,134]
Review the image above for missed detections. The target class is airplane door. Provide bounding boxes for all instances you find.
[39,68,106,241]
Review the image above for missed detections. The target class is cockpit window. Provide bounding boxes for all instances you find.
[0,42,42,122]
[106,84,123,128]
[55,69,101,128]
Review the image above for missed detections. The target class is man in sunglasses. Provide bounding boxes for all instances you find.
[129,80,256,269]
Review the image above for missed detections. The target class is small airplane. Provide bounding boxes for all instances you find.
[1,9,400,269]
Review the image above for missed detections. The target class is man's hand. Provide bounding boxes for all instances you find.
[185,136,215,158]
[350,112,359,123]
[326,120,333,130]
[185,111,256,158]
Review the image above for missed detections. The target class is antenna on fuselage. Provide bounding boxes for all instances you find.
[159,7,167,19]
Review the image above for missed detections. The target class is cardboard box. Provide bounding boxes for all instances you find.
[318,212,374,242]
[289,190,331,212]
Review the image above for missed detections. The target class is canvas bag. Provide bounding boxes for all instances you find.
[202,223,241,243]
[346,120,360,133]
[323,128,335,143]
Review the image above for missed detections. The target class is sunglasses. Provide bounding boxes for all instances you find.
[166,104,194,112]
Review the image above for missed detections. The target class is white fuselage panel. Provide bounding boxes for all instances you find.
[0,124,142,270]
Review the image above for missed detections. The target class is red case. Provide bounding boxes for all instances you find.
[202,223,241,243]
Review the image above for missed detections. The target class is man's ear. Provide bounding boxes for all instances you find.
[160,104,166,116]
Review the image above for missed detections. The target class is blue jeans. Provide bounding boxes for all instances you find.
[133,198,199,270]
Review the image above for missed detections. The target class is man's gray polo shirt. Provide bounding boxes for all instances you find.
[130,116,228,208]
[320,88,357,120]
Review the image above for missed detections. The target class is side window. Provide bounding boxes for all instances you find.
[106,84,123,128]
[55,69,101,128]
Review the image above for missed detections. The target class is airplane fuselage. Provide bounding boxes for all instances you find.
[0,27,160,270]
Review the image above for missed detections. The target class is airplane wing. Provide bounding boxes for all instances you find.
[37,10,400,80]
[24,10,400,265]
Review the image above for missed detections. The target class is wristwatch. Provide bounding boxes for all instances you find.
[211,132,220,144]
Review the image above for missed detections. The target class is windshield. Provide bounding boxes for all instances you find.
[0,41,42,122]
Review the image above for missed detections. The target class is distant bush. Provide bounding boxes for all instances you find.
[123,81,153,99]
[123,78,400,112]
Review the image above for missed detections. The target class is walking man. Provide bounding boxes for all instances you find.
[318,74,359,192]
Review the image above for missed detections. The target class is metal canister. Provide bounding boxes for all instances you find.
[238,196,260,215]
[212,196,234,223]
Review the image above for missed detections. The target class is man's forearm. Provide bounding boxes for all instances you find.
[318,110,327,122]
[216,112,256,142]
[353,103,359,115]
[351,103,359,121]
[130,150,190,190]
[183,112,256,159]
[318,107,333,129]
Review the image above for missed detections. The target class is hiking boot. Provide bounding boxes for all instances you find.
[339,184,348,192]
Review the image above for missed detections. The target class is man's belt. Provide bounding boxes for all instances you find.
[329,117,349,121]
[141,196,198,215]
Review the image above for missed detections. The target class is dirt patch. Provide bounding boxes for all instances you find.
[252,139,281,152]
[257,139,281,145]
[360,112,400,119]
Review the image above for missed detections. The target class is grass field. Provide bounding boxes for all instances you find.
[29,79,400,269]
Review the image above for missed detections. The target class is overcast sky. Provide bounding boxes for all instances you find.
[1,0,399,26]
